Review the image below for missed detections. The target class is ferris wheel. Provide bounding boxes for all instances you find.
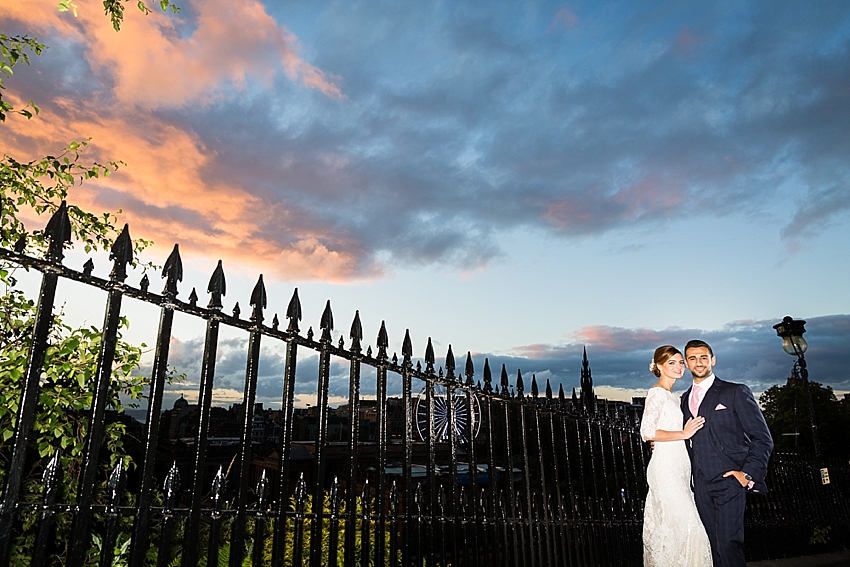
[414,384,481,443]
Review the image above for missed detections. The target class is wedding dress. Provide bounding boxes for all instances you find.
[640,387,712,567]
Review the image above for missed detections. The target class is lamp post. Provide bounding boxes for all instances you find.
[772,316,829,484]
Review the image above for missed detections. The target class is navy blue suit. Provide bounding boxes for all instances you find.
[682,377,773,567]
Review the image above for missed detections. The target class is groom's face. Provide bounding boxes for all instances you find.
[685,347,716,380]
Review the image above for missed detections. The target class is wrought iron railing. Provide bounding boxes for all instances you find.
[0,202,847,566]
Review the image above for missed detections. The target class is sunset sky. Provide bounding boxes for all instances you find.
[2,0,849,408]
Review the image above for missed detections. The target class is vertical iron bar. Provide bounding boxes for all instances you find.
[345,352,361,567]
[156,463,181,567]
[328,478,340,567]
[531,386,554,567]
[252,471,269,567]
[309,300,333,567]
[375,324,389,567]
[131,244,181,567]
[500,367,520,567]
[424,339,437,567]
[445,348,460,567]
[207,467,225,567]
[181,315,221,567]
[515,374,537,567]
[229,311,264,567]
[292,474,307,567]
[31,451,62,567]
[400,330,414,567]
[547,388,569,567]
[98,461,126,567]
[464,354,480,567]
[69,226,133,566]
[0,203,68,565]
[360,481,371,567]
[272,290,301,566]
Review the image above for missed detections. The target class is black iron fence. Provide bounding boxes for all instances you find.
[0,202,847,566]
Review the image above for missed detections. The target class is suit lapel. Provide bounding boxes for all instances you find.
[701,378,723,418]
[681,386,693,418]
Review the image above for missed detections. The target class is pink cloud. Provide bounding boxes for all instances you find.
[1,0,368,281]
[670,26,702,58]
[546,8,579,34]
[2,102,370,281]
[509,325,688,358]
[7,0,343,108]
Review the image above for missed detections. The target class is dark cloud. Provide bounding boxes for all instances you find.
[175,0,850,272]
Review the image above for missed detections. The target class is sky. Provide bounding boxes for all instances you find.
[2,0,849,409]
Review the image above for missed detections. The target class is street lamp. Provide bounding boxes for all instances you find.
[772,316,829,485]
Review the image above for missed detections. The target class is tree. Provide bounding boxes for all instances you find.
[760,378,850,459]
[1,7,181,562]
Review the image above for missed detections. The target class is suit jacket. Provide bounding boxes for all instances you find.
[681,377,774,493]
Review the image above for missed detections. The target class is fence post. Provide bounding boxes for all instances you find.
[0,203,70,566]
[131,244,181,567]
[229,275,266,567]
[68,224,133,566]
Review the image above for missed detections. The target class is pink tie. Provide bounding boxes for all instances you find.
[690,385,701,416]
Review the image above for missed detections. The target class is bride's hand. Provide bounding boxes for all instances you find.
[682,416,705,439]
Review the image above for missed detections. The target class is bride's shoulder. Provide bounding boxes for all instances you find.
[645,386,666,397]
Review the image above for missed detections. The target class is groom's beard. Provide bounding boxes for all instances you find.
[690,369,711,379]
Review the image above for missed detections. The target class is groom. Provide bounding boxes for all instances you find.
[681,340,773,567]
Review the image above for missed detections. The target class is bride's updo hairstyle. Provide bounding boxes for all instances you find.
[649,345,682,377]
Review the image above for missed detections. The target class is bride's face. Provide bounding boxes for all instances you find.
[659,353,685,381]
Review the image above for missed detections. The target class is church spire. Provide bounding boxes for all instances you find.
[580,346,595,414]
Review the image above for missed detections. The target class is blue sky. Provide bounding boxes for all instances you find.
[2,0,849,407]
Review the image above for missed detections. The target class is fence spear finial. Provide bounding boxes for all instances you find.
[45,200,71,263]
[465,352,474,386]
[425,338,435,374]
[376,319,388,360]
[162,244,183,297]
[445,345,455,379]
[349,311,363,352]
[516,370,525,397]
[402,329,413,364]
[286,288,302,332]
[109,224,133,282]
[500,364,509,397]
[83,258,94,277]
[531,374,538,398]
[249,274,266,323]
[207,260,226,310]
[483,358,492,392]
[320,300,334,342]
[13,233,26,253]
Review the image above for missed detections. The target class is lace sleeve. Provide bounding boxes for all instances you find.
[640,388,663,441]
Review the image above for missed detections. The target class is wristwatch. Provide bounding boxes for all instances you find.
[742,472,754,489]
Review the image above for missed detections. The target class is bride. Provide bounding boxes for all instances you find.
[641,345,712,566]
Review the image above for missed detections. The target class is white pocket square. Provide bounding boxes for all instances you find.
[715,403,727,410]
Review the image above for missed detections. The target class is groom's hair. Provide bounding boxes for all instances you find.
[684,339,714,357]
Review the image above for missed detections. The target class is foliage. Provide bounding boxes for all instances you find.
[760,379,850,458]
[0,34,43,122]
[1,11,180,564]
[56,0,181,32]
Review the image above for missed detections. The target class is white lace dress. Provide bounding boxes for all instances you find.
[640,387,712,567]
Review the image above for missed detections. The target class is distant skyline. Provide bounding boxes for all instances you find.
[2,0,848,406]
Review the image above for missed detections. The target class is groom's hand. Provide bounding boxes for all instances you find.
[723,470,748,487]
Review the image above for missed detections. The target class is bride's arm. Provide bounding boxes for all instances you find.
[644,417,705,442]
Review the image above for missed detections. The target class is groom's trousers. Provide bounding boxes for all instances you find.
[694,470,747,567]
